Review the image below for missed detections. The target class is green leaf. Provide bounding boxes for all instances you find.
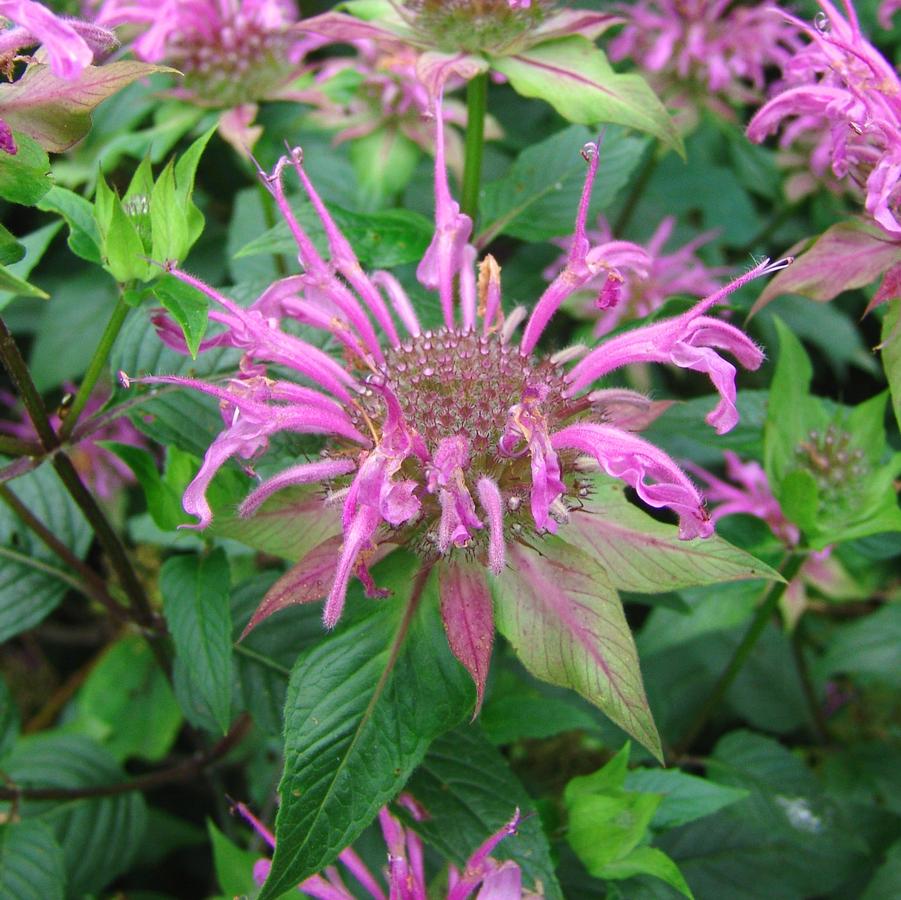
[4,734,147,896]
[259,552,473,898]
[150,161,188,263]
[161,550,234,734]
[599,845,695,899]
[0,263,48,300]
[882,302,901,432]
[818,603,901,689]
[234,201,434,269]
[208,820,259,897]
[0,220,62,308]
[478,124,647,244]
[0,223,24,266]
[862,838,901,900]
[567,477,781,593]
[0,675,20,761]
[151,273,210,358]
[95,173,152,282]
[405,726,563,899]
[491,37,681,153]
[0,463,91,642]
[0,821,66,900]
[101,441,189,530]
[67,634,182,762]
[36,185,102,263]
[348,126,420,206]
[0,61,176,153]
[624,768,749,830]
[493,538,662,761]
[0,132,50,204]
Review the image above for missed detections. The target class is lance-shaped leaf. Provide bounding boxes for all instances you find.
[751,219,901,315]
[0,62,175,153]
[240,535,342,638]
[493,537,662,761]
[258,552,473,899]
[883,302,901,431]
[566,477,781,593]
[492,36,681,155]
[439,559,494,716]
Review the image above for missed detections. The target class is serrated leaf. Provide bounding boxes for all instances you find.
[161,550,234,734]
[0,464,91,642]
[405,726,562,899]
[68,634,182,762]
[259,552,473,898]
[0,821,66,900]
[4,734,147,896]
[151,273,209,358]
[493,537,662,761]
[491,37,681,153]
[567,477,780,593]
[0,62,176,153]
[624,768,749,830]
[0,132,50,204]
[478,124,646,244]
[235,201,433,268]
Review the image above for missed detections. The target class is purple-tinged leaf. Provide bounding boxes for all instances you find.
[751,219,901,315]
[416,51,489,97]
[866,260,901,315]
[491,37,681,155]
[211,484,342,562]
[567,477,781,593]
[531,10,623,42]
[0,61,175,153]
[240,536,343,639]
[439,559,494,715]
[493,537,662,761]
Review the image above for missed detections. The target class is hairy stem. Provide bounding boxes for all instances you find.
[0,713,251,801]
[674,553,805,756]
[461,73,489,223]
[57,297,129,443]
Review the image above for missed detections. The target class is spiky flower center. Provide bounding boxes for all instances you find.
[402,0,552,53]
[795,425,868,510]
[169,15,290,105]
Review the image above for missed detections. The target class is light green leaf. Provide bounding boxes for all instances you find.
[161,550,234,734]
[493,538,662,761]
[259,552,473,898]
[0,132,50,204]
[36,185,102,263]
[491,37,681,153]
[208,820,259,897]
[349,126,420,206]
[599,845,695,899]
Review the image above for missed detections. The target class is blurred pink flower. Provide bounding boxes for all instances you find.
[609,0,802,123]
[545,215,729,336]
[236,796,538,899]
[748,0,901,237]
[0,383,147,500]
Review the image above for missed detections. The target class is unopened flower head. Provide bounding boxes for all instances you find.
[609,0,802,120]
[90,0,306,107]
[747,0,901,236]
[545,214,730,336]
[235,796,538,899]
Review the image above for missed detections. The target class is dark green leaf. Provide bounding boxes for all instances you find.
[405,726,562,898]
[0,674,19,760]
[4,734,148,896]
[0,820,66,900]
[818,603,901,689]
[151,274,210,359]
[0,463,91,642]
[259,552,473,898]
[161,550,234,733]
[478,124,647,244]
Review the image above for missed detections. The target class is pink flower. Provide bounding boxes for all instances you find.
[609,0,802,121]
[131,101,787,706]
[235,796,538,899]
[747,0,901,237]
[544,215,730,336]
[0,382,148,500]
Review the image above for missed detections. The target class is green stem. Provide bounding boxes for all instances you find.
[673,553,805,757]
[0,434,39,457]
[58,298,129,443]
[461,73,489,223]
